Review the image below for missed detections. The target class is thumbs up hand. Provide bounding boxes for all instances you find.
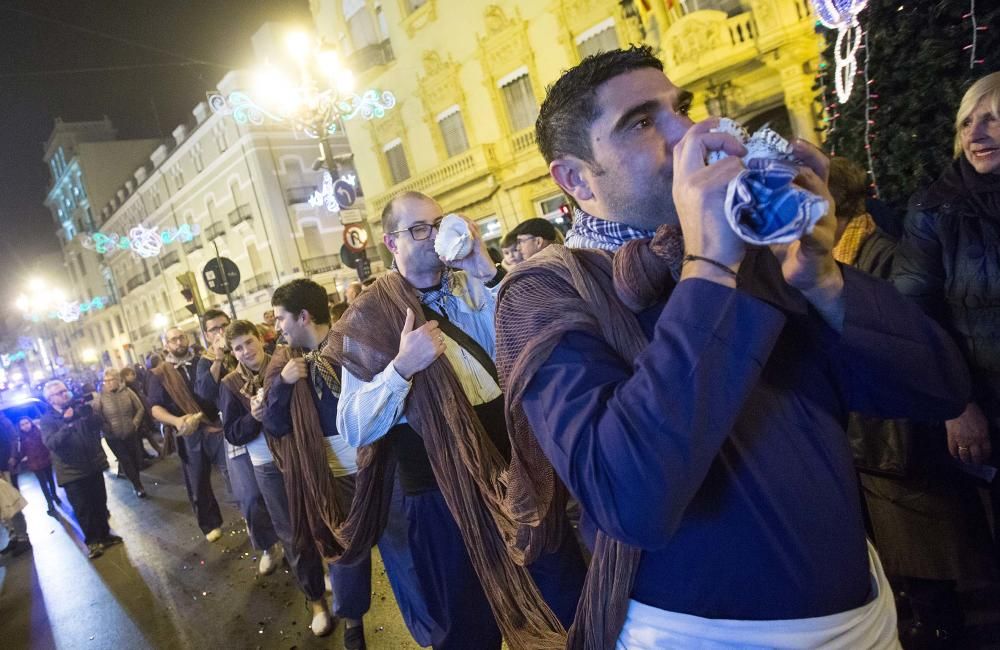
[391,307,446,380]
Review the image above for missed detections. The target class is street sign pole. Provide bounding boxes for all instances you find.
[212,239,238,320]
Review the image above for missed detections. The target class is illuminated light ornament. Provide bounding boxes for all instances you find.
[308,172,358,213]
[207,88,396,140]
[50,296,108,323]
[812,0,870,102]
[81,224,200,258]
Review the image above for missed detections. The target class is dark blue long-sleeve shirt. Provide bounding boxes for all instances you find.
[219,382,263,446]
[263,375,341,439]
[195,357,221,408]
[518,264,969,621]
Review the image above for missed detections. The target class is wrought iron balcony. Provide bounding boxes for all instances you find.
[126,271,150,292]
[346,39,395,75]
[286,186,314,205]
[161,250,180,269]
[228,204,253,227]
[183,237,204,254]
[302,253,342,275]
[245,272,275,294]
[205,221,226,241]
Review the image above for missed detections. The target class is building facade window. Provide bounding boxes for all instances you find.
[436,107,470,157]
[499,70,539,132]
[193,145,204,173]
[576,18,619,59]
[383,139,411,184]
[344,0,379,49]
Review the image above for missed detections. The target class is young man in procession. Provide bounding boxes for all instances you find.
[148,327,228,542]
[492,46,972,647]
[195,309,281,575]
[262,278,439,650]
[218,319,333,636]
[332,191,586,649]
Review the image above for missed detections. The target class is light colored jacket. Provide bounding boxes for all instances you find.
[98,387,144,439]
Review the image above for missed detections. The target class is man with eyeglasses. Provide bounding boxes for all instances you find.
[194,309,282,573]
[332,191,586,649]
[148,326,229,542]
[40,379,121,559]
[511,217,560,261]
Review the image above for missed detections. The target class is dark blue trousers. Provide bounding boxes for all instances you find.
[375,474,443,647]
[404,488,501,650]
[329,474,372,620]
[177,428,228,534]
[225,449,278,551]
[253,461,326,601]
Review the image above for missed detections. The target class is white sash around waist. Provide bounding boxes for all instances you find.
[616,541,900,649]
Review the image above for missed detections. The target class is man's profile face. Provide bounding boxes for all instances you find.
[230,333,265,371]
[579,68,693,231]
[273,306,307,348]
[165,329,190,356]
[516,234,549,260]
[204,315,230,345]
[384,197,445,275]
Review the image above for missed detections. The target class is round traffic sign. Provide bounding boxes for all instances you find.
[202,257,241,295]
[343,225,369,252]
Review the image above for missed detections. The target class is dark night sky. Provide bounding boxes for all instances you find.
[0,0,311,289]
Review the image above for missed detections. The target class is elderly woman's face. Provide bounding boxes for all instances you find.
[961,96,1000,175]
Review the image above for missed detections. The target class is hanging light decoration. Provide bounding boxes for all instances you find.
[812,0,870,102]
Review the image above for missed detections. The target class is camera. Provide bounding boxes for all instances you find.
[67,392,95,418]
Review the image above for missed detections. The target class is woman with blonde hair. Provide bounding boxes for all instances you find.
[893,71,1000,644]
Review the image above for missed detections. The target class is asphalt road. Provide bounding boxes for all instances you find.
[0,451,422,650]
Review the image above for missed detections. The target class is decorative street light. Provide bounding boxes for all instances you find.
[152,312,170,332]
[208,29,395,171]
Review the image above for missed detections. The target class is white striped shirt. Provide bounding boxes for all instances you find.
[337,271,501,448]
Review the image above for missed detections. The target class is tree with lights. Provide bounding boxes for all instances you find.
[821,0,999,210]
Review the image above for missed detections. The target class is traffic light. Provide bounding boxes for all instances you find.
[176,271,204,316]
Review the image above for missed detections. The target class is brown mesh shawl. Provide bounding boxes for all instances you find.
[260,346,346,558]
[495,226,679,649]
[324,270,566,650]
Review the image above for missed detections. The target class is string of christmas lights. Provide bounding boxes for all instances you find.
[862,30,879,197]
[964,0,987,69]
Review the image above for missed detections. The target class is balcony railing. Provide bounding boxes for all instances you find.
[302,254,342,276]
[286,186,314,205]
[228,204,253,227]
[245,272,275,294]
[370,144,497,217]
[205,221,226,241]
[126,271,150,292]
[510,128,537,156]
[137,323,157,338]
[346,39,395,75]
[161,250,180,269]
[183,237,204,254]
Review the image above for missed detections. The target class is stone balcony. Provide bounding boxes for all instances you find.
[661,0,816,87]
[369,143,498,218]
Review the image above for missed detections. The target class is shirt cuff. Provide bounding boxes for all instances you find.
[385,362,413,392]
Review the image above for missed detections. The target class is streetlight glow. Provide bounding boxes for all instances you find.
[153,313,169,330]
[14,295,28,312]
[285,30,312,61]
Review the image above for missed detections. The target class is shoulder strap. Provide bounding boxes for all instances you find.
[420,304,498,384]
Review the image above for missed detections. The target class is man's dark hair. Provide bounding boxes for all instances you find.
[828,157,869,221]
[381,190,434,236]
[271,278,331,326]
[536,46,664,166]
[501,230,519,248]
[202,309,229,323]
[514,218,557,242]
[224,319,260,346]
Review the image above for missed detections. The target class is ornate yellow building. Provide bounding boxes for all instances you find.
[310,0,823,248]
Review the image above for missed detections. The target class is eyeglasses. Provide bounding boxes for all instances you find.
[46,389,70,399]
[167,335,187,343]
[515,235,539,249]
[387,217,444,241]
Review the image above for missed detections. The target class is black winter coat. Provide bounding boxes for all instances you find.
[40,404,108,485]
[893,157,1000,428]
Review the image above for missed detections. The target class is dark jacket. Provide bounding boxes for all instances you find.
[40,404,108,486]
[893,157,1000,430]
[13,423,52,473]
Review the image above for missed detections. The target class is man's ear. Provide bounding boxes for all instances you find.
[549,156,594,205]
[383,233,397,254]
